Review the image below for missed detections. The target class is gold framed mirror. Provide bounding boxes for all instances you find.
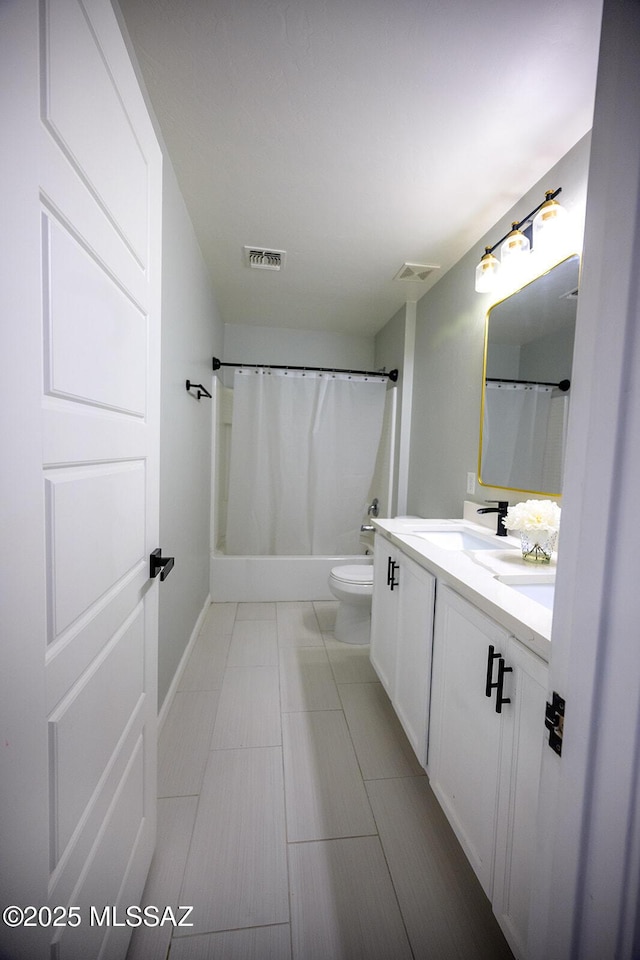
[478,255,579,495]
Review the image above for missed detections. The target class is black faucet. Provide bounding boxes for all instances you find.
[477,500,509,536]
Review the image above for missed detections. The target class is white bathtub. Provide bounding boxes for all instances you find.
[210,552,372,602]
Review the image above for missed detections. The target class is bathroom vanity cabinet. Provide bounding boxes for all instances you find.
[429,586,548,959]
[370,523,551,960]
[370,542,435,768]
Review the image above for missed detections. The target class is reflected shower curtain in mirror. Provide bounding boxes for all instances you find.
[225,369,387,555]
[482,382,560,491]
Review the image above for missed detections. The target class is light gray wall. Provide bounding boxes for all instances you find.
[404,133,592,518]
[158,161,223,708]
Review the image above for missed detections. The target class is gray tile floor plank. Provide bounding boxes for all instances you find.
[282,710,376,841]
[279,647,341,712]
[126,796,198,960]
[323,638,378,684]
[201,602,238,637]
[312,600,339,633]
[237,602,277,621]
[210,665,281,748]
[276,601,324,646]
[288,836,413,960]
[227,619,278,666]
[366,776,514,960]
[178,630,231,692]
[158,690,220,797]
[177,746,289,936]
[338,681,425,779]
[168,924,291,960]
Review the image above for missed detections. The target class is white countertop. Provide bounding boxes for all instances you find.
[373,516,554,662]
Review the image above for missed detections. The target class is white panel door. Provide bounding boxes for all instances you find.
[0,1,162,958]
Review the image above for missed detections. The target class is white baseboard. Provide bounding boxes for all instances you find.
[157,592,211,732]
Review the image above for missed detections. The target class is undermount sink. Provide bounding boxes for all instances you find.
[409,528,511,551]
[496,574,556,611]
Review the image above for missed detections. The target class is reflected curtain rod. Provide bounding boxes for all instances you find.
[212,356,399,382]
[486,376,570,391]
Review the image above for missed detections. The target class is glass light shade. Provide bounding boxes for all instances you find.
[500,223,530,263]
[533,194,568,251]
[475,248,500,292]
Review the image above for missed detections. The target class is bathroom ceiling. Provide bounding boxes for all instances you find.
[117,0,603,336]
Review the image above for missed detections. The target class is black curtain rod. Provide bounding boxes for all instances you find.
[486,376,570,391]
[212,356,398,382]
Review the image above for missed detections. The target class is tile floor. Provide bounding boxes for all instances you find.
[126,601,513,960]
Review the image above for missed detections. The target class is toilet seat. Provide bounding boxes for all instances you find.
[330,564,373,585]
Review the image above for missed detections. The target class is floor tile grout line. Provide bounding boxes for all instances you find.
[286,831,379,846]
[365,793,419,960]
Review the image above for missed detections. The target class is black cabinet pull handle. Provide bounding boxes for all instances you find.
[485,644,501,697]
[386,556,399,590]
[150,548,175,581]
[495,658,512,713]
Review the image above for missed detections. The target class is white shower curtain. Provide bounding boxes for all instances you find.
[225,368,387,555]
[482,382,554,491]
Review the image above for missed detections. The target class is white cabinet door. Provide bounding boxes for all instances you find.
[493,638,548,959]
[370,537,401,696]
[429,585,512,897]
[1,2,162,958]
[394,557,435,768]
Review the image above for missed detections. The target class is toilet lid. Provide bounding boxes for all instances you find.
[331,564,374,585]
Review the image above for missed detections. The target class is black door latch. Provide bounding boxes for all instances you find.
[545,692,565,755]
[150,548,175,581]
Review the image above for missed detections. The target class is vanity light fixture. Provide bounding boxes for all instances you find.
[533,189,568,252]
[474,187,566,293]
[500,222,530,263]
[475,248,501,292]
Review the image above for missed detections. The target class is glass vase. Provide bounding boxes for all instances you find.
[519,529,557,564]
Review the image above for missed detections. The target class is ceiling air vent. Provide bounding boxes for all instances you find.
[243,246,286,271]
[393,262,440,283]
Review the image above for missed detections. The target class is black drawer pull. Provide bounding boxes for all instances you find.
[485,644,501,697]
[495,658,513,713]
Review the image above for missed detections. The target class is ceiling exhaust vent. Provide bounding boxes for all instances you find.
[244,246,287,271]
[393,262,440,283]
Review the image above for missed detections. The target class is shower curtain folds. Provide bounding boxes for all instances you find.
[225,368,387,556]
[482,380,565,491]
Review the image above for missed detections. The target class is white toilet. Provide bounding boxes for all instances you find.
[328,560,374,645]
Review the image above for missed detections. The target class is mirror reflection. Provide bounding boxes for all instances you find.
[479,255,579,495]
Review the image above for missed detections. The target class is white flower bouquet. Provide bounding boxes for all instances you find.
[502,499,560,563]
[501,499,561,533]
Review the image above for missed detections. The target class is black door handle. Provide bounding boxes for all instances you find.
[150,548,175,581]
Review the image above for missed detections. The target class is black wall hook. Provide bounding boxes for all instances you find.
[186,379,212,400]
